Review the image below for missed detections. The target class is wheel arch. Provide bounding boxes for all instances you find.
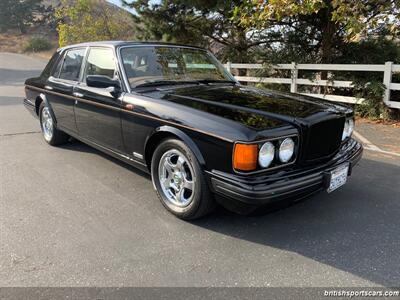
[144,125,206,171]
[35,93,57,123]
[35,95,44,116]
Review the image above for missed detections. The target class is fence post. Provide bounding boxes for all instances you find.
[290,62,298,93]
[226,61,232,73]
[383,61,393,107]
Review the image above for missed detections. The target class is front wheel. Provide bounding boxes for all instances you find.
[39,102,69,146]
[151,139,215,220]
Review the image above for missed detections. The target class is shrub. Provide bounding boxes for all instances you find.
[353,80,400,120]
[24,37,53,52]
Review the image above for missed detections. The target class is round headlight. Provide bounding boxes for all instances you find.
[259,142,275,168]
[279,138,295,163]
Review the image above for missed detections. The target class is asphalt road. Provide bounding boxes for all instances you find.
[0,52,399,287]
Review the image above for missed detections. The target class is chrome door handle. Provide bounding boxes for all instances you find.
[73,92,84,98]
[44,85,53,90]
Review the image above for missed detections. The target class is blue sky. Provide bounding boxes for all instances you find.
[106,0,135,12]
[106,0,160,13]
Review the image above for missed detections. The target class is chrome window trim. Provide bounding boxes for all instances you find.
[116,45,135,94]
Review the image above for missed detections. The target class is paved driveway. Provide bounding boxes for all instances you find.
[0,52,399,287]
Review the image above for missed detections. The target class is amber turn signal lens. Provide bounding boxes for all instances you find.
[233,143,258,171]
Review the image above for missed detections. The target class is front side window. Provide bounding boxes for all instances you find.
[84,48,116,81]
[120,46,234,88]
[59,48,85,81]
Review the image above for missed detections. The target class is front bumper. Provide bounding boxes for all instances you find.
[207,138,363,207]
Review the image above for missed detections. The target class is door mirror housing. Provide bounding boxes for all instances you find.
[86,75,121,98]
[86,75,121,91]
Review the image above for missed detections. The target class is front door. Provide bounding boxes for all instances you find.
[74,47,124,153]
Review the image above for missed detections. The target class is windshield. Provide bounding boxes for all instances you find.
[120,46,235,89]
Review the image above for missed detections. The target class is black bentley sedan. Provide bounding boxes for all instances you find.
[24,41,363,219]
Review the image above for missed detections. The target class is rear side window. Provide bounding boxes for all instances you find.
[59,48,85,81]
[84,48,116,80]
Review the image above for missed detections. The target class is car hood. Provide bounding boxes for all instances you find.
[160,84,349,131]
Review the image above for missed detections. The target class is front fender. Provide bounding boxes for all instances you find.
[146,125,206,167]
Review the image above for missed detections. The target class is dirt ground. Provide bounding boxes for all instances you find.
[0,32,56,59]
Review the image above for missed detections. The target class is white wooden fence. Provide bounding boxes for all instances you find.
[224,62,400,109]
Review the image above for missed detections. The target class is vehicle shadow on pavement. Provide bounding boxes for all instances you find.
[59,139,151,179]
[193,158,400,287]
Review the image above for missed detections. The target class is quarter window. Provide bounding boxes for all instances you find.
[84,48,116,81]
[58,48,85,81]
[52,53,64,77]
[41,51,60,78]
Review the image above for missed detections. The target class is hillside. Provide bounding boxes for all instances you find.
[0,0,134,56]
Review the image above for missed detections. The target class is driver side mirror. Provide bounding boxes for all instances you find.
[86,75,121,97]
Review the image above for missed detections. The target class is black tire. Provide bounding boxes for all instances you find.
[39,102,69,146]
[151,138,215,220]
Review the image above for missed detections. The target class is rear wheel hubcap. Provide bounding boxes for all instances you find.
[41,107,53,142]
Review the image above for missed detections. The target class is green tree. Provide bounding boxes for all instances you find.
[0,0,43,33]
[123,0,282,65]
[231,0,400,120]
[235,0,400,64]
[56,0,136,47]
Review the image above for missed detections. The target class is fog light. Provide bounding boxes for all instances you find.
[342,119,354,141]
[342,120,350,141]
[348,119,354,137]
[259,142,275,168]
[279,138,295,163]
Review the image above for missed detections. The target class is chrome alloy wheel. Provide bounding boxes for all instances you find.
[41,107,53,142]
[158,149,195,207]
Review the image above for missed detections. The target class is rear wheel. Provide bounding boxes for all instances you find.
[151,139,215,219]
[39,102,69,146]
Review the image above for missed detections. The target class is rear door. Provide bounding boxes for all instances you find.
[73,47,124,152]
[46,47,87,134]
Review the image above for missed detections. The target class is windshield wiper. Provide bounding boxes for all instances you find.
[134,79,237,90]
[193,79,237,85]
[134,80,200,89]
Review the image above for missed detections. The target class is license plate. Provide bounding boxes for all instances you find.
[327,164,349,193]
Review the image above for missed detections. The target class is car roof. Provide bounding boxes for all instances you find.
[59,41,206,52]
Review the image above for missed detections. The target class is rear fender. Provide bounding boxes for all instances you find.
[37,93,57,125]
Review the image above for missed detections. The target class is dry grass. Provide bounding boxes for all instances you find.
[0,32,32,53]
[0,32,57,59]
